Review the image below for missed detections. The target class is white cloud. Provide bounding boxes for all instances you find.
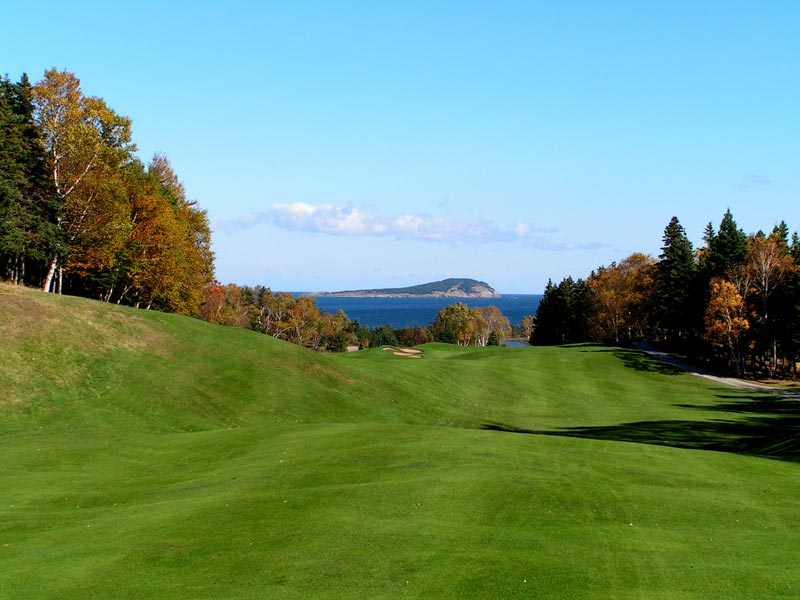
[394,214,426,236]
[272,203,380,235]
[214,202,603,250]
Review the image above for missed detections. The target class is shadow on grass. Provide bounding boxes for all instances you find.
[482,393,800,463]
[610,348,685,375]
[482,422,537,435]
[557,343,606,349]
[678,394,800,416]
[487,345,799,461]
[570,344,696,376]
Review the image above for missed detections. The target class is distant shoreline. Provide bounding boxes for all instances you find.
[305,277,501,299]
[304,294,541,328]
[306,291,502,299]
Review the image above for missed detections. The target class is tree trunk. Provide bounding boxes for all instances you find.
[116,285,132,304]
[43,255,58,292]
[772,341,778,379]
[9,256,18,284]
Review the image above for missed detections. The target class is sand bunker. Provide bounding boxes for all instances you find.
[382,346,424,358]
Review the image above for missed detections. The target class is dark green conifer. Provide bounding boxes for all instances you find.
[773,221,790,245]
[532,277,587,345]
[656,216,695,341]
[0,74,60,284]
[707,209,748,277]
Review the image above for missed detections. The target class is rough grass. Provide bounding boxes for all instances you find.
[1,282,799,599]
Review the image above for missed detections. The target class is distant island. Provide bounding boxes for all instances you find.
[309,278,500,298]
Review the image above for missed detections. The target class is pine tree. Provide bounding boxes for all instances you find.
[0,74,58,284]
[656,216,695,342]
[773,220,790,245]
[532,277,586,345]
[707,209,748,278]
[690,210,749,349]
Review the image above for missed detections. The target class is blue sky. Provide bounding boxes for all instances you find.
[3,1,798,293]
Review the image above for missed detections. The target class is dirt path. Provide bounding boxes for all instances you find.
[632,342,800,401]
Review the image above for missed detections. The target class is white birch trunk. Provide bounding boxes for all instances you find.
[42,255,58,293]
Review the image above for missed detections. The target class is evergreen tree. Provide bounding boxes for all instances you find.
[656,216,695,342]
[706,209,748,278]
[773,220,790,245]
[369,324,399,347]
[690,210,749,349]
[0,77,25,277]
[532,277,587,345]
[531,279,557,345]
[0,74,58,284]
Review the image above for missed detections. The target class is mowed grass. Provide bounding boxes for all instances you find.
[1,283,799,599]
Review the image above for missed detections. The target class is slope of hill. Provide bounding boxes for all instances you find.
[311,277,500,297]
[2,282,799,599]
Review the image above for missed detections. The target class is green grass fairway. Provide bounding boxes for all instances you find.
[2,283,799,599]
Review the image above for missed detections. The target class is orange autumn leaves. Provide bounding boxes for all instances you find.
[28,69,213,312]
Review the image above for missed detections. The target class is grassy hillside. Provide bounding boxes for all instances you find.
[1,282,799,599]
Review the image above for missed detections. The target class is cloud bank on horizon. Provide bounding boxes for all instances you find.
[215,202,606,251]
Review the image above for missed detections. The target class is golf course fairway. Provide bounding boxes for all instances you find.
[1,283,799,599]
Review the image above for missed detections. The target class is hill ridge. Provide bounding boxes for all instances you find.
[310,277,500,298]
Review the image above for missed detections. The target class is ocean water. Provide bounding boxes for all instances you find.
[299,294,542,329]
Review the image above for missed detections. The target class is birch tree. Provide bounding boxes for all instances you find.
[745,231,794,375]
[517,315,536,340]
[33,69,133,292]
[747,232,792,324]
[480,306,511,345]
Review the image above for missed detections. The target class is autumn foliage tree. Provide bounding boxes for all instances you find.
[397,326,433,347]
[585,253,655,343]
[704,278,750,375]
[1,69,214,316]
[33,69,135,293]
[534,210,800,379]
[517,315,536,340]
[430,302,472,345]
[429,303,512,347]
[479,305,512,345]
[745,229,794,373]
[197,284,360,351]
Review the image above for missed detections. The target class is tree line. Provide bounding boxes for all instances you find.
[533,211,800,379]
[1,70,213,314]
[2,69,533,348]
[197,281,529,352]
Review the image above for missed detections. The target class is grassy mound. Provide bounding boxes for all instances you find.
[1,283,799,599]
